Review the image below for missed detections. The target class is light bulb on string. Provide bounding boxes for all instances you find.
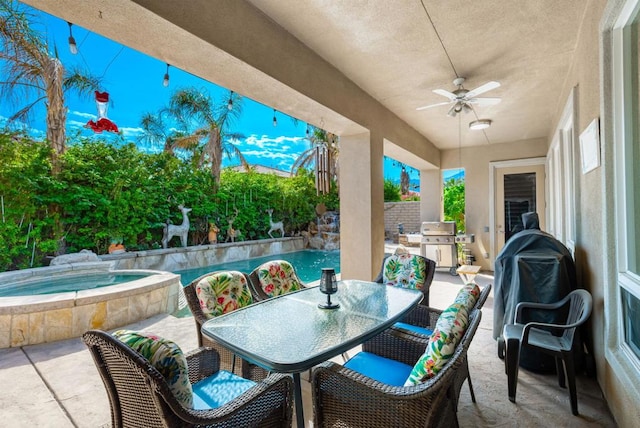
[272,109,277,127]
[163,63,170,87]
[227,91,234,110]
[67,22,78,54]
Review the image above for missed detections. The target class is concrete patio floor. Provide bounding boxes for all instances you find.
[0,255,617,427]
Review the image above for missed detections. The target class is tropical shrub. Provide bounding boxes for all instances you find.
[443,178,465,233]
[384,179,402,202]
[0,132,339,270]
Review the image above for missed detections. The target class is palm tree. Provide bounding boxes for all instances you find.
[0,0,100,173]
[291,126,339,193]
[142,87,248,185]
[138,110,183,154]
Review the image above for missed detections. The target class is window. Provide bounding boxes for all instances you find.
[612,0,640,365]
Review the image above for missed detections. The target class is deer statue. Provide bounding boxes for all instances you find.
[162,205,192,249]
[266,208,285,239]
[225,208,239,243]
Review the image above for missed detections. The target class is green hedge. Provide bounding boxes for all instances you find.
[0,132,338,270]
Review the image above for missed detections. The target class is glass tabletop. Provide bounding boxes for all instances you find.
[201,279,423,373]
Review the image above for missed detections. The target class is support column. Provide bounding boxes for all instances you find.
[420,169,442,222]
[339,132,385,280]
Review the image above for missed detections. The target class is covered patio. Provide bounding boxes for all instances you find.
[14,0,640,425]
[0,266,615,427]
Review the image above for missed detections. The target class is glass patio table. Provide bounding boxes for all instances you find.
[201,279,423,428]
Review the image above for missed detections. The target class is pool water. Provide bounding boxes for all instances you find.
[0,272,151,297]
[175,250,340,286]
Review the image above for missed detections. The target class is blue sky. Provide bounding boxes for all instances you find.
[0,3,425,184]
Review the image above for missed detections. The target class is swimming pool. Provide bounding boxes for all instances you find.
[175,249,340,285]
[0,272,152,297]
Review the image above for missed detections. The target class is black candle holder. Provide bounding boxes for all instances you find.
[318,267,340,309]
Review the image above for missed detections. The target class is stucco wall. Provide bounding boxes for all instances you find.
[570,1,639,426]
[440,138,548,271]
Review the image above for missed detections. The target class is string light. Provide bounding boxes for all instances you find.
[67,22,78,54]
[306,124,310,136]
[163,63,170,87]
[272,109,277,127]
[227,91,234,110]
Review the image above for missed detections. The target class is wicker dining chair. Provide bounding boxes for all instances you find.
[392,283,492,410]
[248,260,306,300]
[82,330,293,428]
[312,310,482,428]
[373,253,436,306]
[183,270,269,381]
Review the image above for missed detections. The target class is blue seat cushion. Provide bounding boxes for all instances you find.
[344,351,414,387]
[393,321,433,337]
[192,370,256,409]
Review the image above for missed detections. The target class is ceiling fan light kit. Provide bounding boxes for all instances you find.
[469,119,492,130]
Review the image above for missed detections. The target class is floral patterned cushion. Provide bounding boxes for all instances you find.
[453,283,481,311]
[196,271,253,319]
[256,260,303,297]
[382,254,427,290]
[404,303,469,386]
[113,330,193,408]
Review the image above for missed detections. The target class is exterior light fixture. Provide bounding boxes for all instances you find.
[469,119,492,130]
[272,109,277,127]
[67,22,78,55]
[163,63,170,87]
[227,91,234,110]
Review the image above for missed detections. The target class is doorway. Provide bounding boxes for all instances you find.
[489,158,546,268]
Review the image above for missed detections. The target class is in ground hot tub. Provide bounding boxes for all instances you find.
[0,261,180,348]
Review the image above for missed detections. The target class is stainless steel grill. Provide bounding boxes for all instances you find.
[420,221,459,275]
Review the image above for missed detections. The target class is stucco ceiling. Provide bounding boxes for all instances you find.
[21,0,588,153]
[245,0,588,150]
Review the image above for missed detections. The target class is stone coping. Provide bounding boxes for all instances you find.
[0,269,178,315]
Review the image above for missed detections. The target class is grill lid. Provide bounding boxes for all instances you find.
[421,221,457,235]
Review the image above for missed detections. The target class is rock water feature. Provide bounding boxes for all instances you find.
[308,211,340,250]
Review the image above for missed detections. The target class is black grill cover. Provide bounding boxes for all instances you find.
[493,225,578,372]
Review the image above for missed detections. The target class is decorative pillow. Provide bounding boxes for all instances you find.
[404,303,469,386]
[196,271,253,319]
[382,254,427,290]
[113,330,193,408]
[256,260,302,297]
[434,302,469,344]
[453,283,481,311]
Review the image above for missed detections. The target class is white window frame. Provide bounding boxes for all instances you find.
[546,90,577,257]
[606,0,640,380]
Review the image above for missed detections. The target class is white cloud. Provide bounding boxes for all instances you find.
[68,120,87,128]
[241,134,307,150]
[69,110,96,119]
[119,126,144,138]
[242,150,297,160]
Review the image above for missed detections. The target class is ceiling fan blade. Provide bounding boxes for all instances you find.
[468,97,502,106]
[466,81,500,98]
[416,101,453,111]
[432,88,457,100]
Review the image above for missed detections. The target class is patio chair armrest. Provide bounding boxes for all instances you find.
[185,347,221,383]
[179,373,294,426]
[363,328,429,365]
[515,299,567,323]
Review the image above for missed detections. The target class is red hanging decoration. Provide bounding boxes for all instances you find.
[85,91,119,133]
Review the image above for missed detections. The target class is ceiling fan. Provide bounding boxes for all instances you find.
[416,77,501,117]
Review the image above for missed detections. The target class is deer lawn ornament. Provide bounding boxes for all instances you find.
[162,205,192,249]
[266,209,285,238]
[225,208,239,243]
